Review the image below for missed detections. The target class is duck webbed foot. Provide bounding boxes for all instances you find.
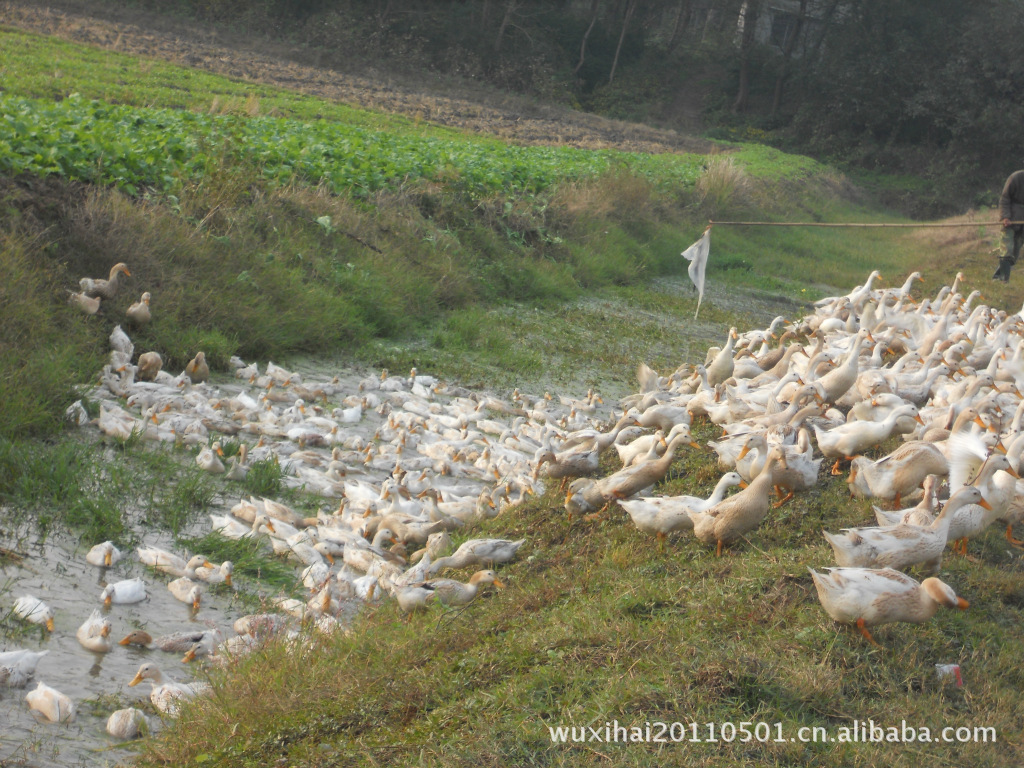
[856,618,882,648]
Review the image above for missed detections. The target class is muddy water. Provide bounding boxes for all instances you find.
[0,518,248,767]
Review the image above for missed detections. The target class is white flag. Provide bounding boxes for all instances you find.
[681,228,711,319]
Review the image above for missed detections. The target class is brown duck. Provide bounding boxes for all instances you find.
[689,447,786,556]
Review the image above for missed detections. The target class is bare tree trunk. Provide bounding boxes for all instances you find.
[481,0,492,28]
[732,0,760,113]
[770,0,807,114]
[667,0,692,53]
[806,0,844,68]
[495,0,518,53]
[701,0,725,42]
[608,0,638,84]
[574,0,602,75]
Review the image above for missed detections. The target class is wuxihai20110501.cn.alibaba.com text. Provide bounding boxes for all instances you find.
[547,720,997,745]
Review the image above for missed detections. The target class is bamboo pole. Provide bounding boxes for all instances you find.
[708,219,1024,228]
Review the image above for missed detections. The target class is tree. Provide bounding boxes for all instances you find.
[770,0,807,115]
[608,0,639,84]
[732,0,761,113]
[574,0,603,75]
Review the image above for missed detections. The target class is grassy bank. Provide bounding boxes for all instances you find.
[133,428,1024,768]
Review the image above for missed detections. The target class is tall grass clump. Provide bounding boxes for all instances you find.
[694,154,750,219]
[0,229,104,438]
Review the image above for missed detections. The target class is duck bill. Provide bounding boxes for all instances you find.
[493,579,506,589]
[739,480,749,489]
[956,597,970,610]
[978,498,993,511]
[224,573,233,587]
[118,635,133,646]
[183,648,197,663]
[45,618,55,632]
[128,673,143,687]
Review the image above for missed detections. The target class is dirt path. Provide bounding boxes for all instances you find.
[1,0,714,156]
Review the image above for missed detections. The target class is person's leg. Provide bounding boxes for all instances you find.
[993,227,1019,281]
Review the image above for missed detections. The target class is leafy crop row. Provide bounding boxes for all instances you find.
[0,94,704,199]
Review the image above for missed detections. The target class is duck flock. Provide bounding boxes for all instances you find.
[5,264,1024,748]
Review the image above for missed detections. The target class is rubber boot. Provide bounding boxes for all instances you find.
[993,258,1013,282]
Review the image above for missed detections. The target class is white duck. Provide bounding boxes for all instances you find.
[810,566,968,647]
[0,649,48,688]
[75,609,114,653]
[823,485,988,573]
[814,404,924,474]
[13,596,55,631]
[25,681,75,723]
[128,662,211,716]
[86,541,124,567]
[106,707,150,739]
[101,577,148,606]
[196,442,226,474]
[619,472,746,543]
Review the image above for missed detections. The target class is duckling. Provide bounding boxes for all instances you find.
[80,262,130,300]
[126,292,152,326]
[810,566,968,647]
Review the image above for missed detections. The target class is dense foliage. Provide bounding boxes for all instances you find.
[115,0,1024,213]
